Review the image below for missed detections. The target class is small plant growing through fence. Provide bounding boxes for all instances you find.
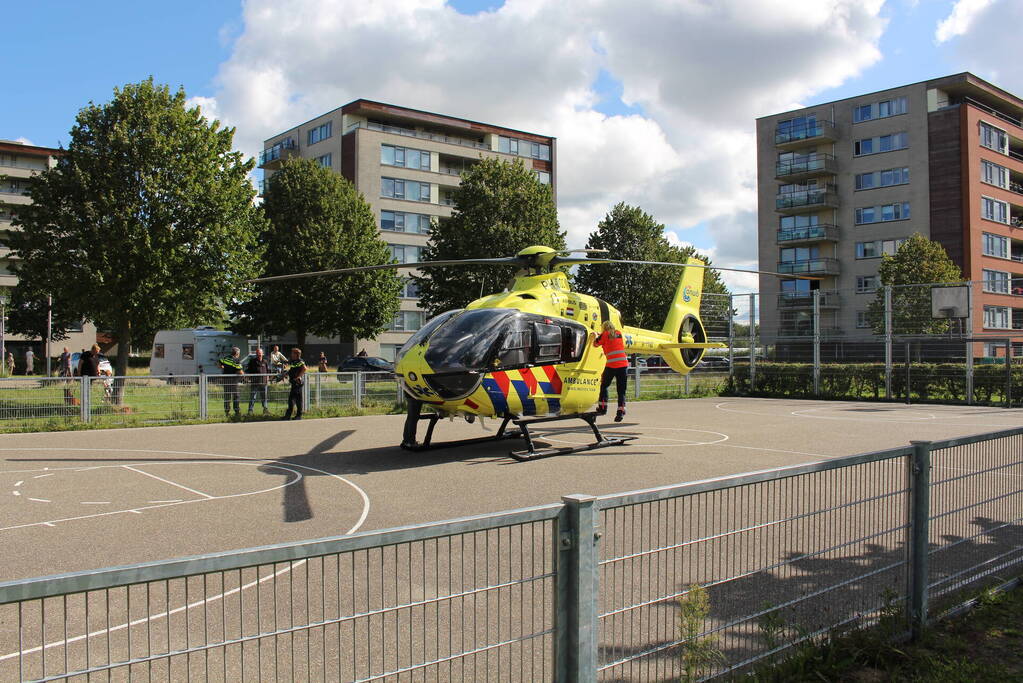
[677,583,725,682]
[756,602,787,654]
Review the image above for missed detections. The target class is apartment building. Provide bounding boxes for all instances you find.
[0,140,97,362]
[260,100,556,361]
[756,72,1023,356]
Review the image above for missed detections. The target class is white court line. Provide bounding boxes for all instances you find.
[14,480,22,487]
[28,498,49,503]
[714,400,1023,428]
[147,499,182,504]
[0,446,371,664]
[0,463,301,532]
[32,473,53,479]
[81,501,110,505]
[122,464,213,499]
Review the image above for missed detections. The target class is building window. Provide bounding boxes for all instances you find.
[853,96,907,123]
[499,136,550,161]
[381,144,431,170]
[982,196,1009,224]
[980,122,1008,154]
[381,177,432,202]
[983,269,1010,294]
[856,275,878,293]
[316,153,332,168]
[856,238,905,259]
[390,311,425,332]
[389,244,422,264]
[982,160,1009,189]
[779,215,819,229]
[855,167,909,190]
[984,305,1010,329]
[381,210,432,233]
[856,311,870,328]
[983,232,1009,258]
[400,278,420,299]
[780,246,819,263]
[855,202,910,224]
[854,132,907,156]
[308,121,332,145]
[379,343,404,362]
[533,170,551,184]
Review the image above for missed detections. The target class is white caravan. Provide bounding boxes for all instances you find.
[149,328,249,377]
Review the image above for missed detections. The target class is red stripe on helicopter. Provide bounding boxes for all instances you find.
[465,398,478,410]
[517,368,538,395]
[492,370,511,397]
[541,365,562,393]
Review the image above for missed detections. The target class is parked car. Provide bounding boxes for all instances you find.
[642,356,674,373]
[337,356,395,375]
[698,356,730,371]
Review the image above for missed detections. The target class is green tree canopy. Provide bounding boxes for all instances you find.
[231,157,401,347]
[574,203,731,330]
[7,78,265,376]
[866,232,963,335]
[413,157,564,315]
[6,285,82,343]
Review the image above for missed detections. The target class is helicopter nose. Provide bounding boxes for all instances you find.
[424,372,482,400]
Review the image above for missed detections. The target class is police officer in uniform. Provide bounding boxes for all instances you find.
[218,346,244,417]
[282,347,306,420]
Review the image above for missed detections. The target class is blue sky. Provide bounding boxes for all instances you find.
[4,0,1012,281]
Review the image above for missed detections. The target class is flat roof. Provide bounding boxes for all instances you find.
[0,140,62,156]
[263,98,554,145]
[756,71,1023,121]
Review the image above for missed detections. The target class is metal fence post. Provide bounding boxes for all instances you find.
[908,440,932,640]
[303,375,311,410]
[813,290,821,396]
[198,374,208,420]
[884,286,893,399]
[314,372,321,408]
[684,372,690,395]
[633,363,640,399]
[80,377,90,423]
[557,494,600,682]
[965,283,974,405]
[749,293,757,390]
[727,294,735,378]
[355,372,363,409]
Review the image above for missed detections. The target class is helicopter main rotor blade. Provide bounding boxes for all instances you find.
[550,256,820,280]
[247,257,523,284]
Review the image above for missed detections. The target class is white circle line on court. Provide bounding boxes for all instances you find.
[1,461,304,531]
[0,446,371,663]
[713,400,1023,428]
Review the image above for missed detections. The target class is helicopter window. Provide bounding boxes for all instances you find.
[496,328,532,368]
[395,309,462,365]
[534,323,562,362]
[423,309,519,374]
[562,326,586,362]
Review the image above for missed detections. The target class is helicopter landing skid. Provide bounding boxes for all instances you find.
[408,413,524,452]
[508,412,636,461]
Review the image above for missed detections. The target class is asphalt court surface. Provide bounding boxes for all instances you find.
[4,397,1023,582]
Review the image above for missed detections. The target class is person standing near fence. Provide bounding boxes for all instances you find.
[57,347,74,405]
[317,352,328,373]
[269,344,287,375]
[282,347,306,420]
[218,346,244,418]
[5,351,13,376]
[593,320,629,422]
[24,348,34,375]
[245,347,270,416]
[78,344,101,377]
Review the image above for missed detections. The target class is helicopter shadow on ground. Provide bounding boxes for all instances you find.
[595,515,1023,680]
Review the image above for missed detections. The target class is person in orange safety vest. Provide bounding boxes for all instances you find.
[593,319,629,422]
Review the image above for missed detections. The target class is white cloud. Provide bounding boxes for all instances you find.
[202,0,886,288]
[15,137,34,146]
[934,0,1023,95]
[935,0,995,43]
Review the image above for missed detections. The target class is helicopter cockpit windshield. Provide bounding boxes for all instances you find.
[423,309,519,376]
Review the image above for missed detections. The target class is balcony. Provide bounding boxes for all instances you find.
[777,290,841,309]
[258,138,297,169]
[776,184,839,213]
[777,258,840,276]
[774,120,838,149]
[351,121,488,151]
[776,224,839,245]
[775,154,838,181]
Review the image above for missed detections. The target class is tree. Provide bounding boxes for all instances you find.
[8,79,264,379]
[231,157,401,348]
[6,285,81,343]
[413,157,564,315]
[574,203,730,329]
[867,233,963,335]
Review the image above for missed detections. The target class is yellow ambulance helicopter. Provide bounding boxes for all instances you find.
[253,245,804,460]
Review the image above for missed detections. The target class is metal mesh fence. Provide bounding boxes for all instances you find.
[0,512,559,682]
[928,431,1023,611]
[594,452,912,680]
